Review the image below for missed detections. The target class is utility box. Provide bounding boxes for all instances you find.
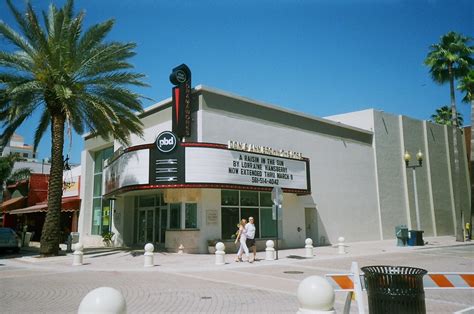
[395,225,409,246]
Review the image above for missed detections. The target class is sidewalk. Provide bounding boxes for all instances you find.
[8,235,472,272]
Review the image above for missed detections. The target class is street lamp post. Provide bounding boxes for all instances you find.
[404,150,423,231]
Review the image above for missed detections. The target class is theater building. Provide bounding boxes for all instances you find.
[77,84,470,253]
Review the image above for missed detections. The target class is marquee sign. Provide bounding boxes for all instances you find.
[103,139,310,195]
[228,140,303,160]
[103,149,149,195]
[185,147,308,190]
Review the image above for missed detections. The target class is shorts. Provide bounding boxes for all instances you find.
[246,238,255,248]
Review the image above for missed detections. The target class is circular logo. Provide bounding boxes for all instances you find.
[156,131,177,153]
[175,70,187,83]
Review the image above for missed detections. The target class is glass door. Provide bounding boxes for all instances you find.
[137,207,155,244]
[160,208,168,243]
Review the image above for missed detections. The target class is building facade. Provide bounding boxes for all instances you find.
[77,85,471,252]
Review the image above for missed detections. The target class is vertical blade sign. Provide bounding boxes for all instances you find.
[170,64,192,138]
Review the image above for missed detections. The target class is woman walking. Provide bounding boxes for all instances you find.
[235,219,250,262]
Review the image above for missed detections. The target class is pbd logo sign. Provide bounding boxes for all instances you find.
[156,131,178,153]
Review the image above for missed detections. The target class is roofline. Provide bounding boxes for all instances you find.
[194,84,373,136]
[84,84,373,141]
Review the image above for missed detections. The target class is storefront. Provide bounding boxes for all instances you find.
[77,82,471,252]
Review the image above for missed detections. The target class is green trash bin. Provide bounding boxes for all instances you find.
[361,265,427,314]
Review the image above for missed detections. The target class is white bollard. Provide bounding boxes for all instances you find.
[144,243,154,267]
[72,242,83,266]
[305,238,314,258]
[178,244,184,254]
[78,287,127,314]
[337,237,346,254]
[265,240,275,261]
[215,242,225,265]
[297,276,336,314]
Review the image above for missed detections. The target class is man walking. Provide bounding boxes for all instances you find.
[245,217,257,262]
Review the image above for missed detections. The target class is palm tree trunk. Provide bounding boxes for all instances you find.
[449,66,464,242]
[471,100,473,240]
[40,113,65,256]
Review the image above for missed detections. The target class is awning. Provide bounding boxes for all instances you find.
[0,196,27,211]
[9,197,81,215]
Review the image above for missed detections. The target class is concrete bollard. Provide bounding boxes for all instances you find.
[265,240,275,261]
[72,243,83,266]
[305,238,314,258]
[178,244,184,254]
[215,242,225,265]
[144,243,154,267]
[78,287,127,314]
[337,237,347,254]
[297,276,336,314]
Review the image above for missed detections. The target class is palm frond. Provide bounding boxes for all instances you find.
[0,51,34,72]
[0,21,34,57]
[81,72,148,88]
[34,109,51,151]
[0,112,29,147]
[8,168,32,184]
[76,19,114,61]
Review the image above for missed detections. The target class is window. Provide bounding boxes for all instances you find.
[91,146,114,235]
[222,190,239,206]
[169,203,181,229]
[185,203,197,228]
[260,207,276,237]
[221,207,239,239]
[240,191,258,206]
[220,190,274,240]
[139,195,155,208]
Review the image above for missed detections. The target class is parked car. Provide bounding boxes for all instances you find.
[0,228,21,253]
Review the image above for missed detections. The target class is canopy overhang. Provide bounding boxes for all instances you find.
[8,197,80,215]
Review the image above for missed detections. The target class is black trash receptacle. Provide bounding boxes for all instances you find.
[361,265,427,314]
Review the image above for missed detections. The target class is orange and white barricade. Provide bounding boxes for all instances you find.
[424,273,474,289]
[326,262,474,314]
[326,262,366,314]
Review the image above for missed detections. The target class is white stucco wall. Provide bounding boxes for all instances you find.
[325,109,375,132]
[200,93,380,244]
[78,135,112,246]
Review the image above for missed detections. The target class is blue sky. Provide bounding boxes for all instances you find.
[1,0,473,163]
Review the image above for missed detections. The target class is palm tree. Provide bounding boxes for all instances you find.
[458,70,474,104]
[0,154,31,202]
[425,32,473,241]
[0,0,147,256]
[458,70,474,235]
[424,32,473,126]
[430,105,463,127]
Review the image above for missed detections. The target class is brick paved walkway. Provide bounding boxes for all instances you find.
[0,236,472,313]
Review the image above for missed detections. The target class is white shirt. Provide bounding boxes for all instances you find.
[245,223,256,239]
